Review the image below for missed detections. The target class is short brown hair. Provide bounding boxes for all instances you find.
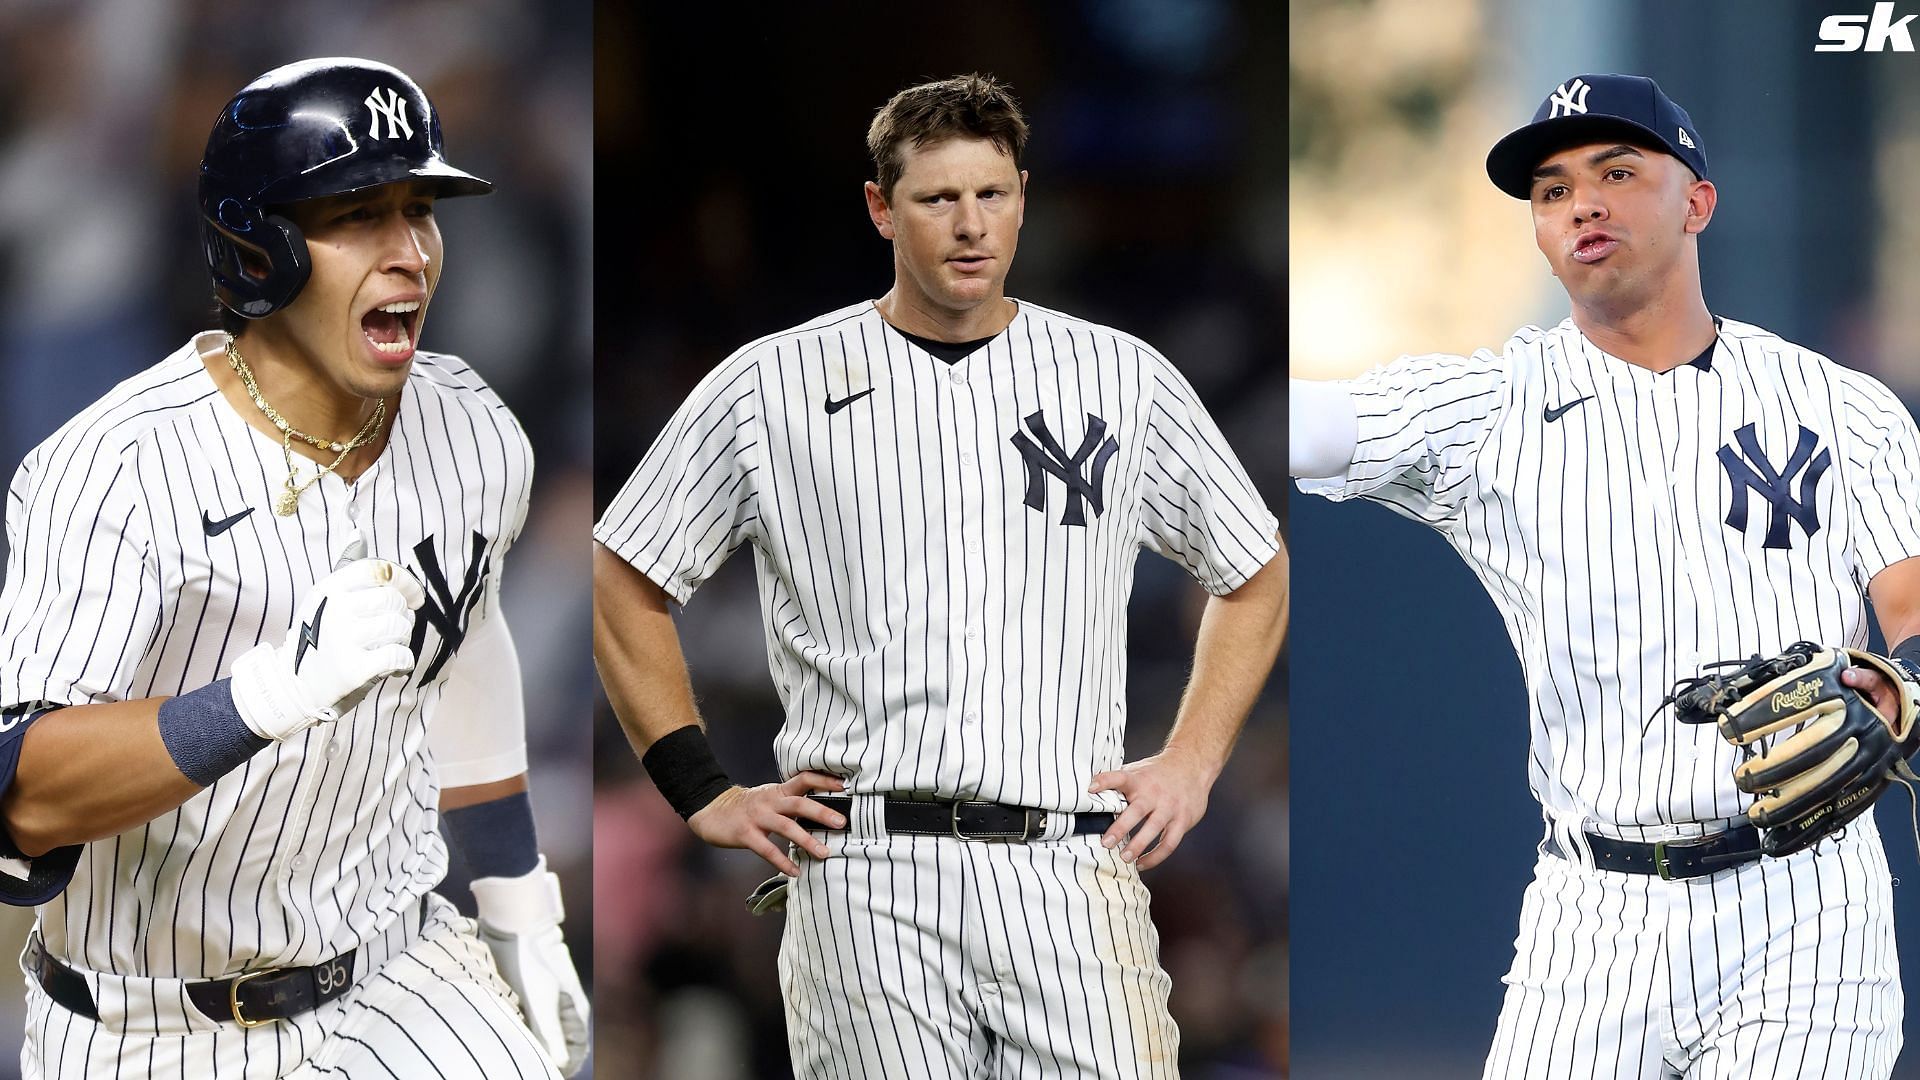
[867,73,1029,199]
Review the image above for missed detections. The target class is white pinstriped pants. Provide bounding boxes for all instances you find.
[780,826,1180,1079]
[1485,823,1903,1079]
[20,893,558,1079]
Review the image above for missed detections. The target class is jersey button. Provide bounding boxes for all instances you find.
[959,451,975,465]
[291,855,307,871]
[963,713,979,725]
[965,538,980,553]
[950,368,967,384]
[965,627,978,640]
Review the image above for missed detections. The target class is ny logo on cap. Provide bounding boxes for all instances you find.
[1548,78,1592,117]
[364,87,414,141]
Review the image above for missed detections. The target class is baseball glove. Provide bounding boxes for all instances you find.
[1668,642,1920,857]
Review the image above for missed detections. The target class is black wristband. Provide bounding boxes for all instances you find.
[1892,636,1920,686]
[641,725,733,819]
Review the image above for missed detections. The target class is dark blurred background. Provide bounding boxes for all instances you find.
[0,2,592,1076]
[1292,0,1920,1075]
[594,2,1286,1077]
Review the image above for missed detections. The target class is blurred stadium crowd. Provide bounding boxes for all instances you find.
[593,3,1286,1077]
[0,2,591,1077]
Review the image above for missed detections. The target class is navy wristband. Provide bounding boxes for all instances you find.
[640,725,733,819]
[443,790,540,879]
[1892,636,1920,685]
[157,679,272,787]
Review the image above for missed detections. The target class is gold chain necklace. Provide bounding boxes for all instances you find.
[224,334,387,516]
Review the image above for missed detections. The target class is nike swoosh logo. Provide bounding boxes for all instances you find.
[202,507,255,536]
[824,388,877,415]
[1544,395,1595,423]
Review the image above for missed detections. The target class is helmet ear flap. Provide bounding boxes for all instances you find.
[203,204,312,318]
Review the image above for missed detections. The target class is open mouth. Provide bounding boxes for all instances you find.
[362,300,421,356]
[1572,234,1618,264]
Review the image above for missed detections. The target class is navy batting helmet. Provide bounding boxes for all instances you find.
[199,57,492,319]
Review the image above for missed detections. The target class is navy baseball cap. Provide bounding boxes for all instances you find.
[1485,74,1707,199]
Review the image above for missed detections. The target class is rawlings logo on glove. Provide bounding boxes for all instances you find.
[1769,678,1821,712]
[1667,642,1920,858]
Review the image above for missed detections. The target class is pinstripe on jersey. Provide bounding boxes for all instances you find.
[1298,316,1920,836]
[1299,315,1920,1075]
[595,299,1279,812]
[23,894,555,1079]
[1484,831,1901,1079]
[0,331,533,982]
[781,829,1177,1078]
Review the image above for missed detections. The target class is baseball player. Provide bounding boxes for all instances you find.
[595,73,1288,1077]
[0,59,588,1077]
[1293,73,1920,1077]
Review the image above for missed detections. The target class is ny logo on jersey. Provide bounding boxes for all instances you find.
[364,87,414,141]
[1547,78,1592,117]
[1011,410,1120,527]
[1717,423,1832,550]
[410,531,490,684]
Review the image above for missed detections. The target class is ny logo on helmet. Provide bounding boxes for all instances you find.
[364,87,414,141]
[1011,411,1119,527]
[1548,78,1592,117]
[1718,423,1832,550]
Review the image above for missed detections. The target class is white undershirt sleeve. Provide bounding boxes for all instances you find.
[1290,378,1359,479]
[427,609,529,788]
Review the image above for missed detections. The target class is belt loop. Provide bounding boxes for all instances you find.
[860,794,886,840]
[1040,810,1073,842]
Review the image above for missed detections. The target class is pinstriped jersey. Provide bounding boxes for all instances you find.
[0,331,532,978]
[1299,316,1920,831]
[597,300,1279,814]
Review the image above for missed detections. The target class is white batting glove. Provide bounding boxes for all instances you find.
[472,858,590,1076]
[229,558,425,741]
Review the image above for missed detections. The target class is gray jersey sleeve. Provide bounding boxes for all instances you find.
[593,351,763,604]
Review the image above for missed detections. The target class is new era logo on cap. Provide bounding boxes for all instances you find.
[1485,73,1709,199]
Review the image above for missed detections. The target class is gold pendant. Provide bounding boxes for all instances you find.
[274,488,301,516]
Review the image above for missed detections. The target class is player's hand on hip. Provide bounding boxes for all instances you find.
[472,860,591,1076]
[687,771,847,876]
[1088,747,1215,871]
[229,558,426,741]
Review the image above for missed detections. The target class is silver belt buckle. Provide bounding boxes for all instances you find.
[951,801,1038,842]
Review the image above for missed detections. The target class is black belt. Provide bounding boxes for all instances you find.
[812,795,1115,841]
[1545,825,1765,880]
[27,931,356,1027]
[27,897,425,1026]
